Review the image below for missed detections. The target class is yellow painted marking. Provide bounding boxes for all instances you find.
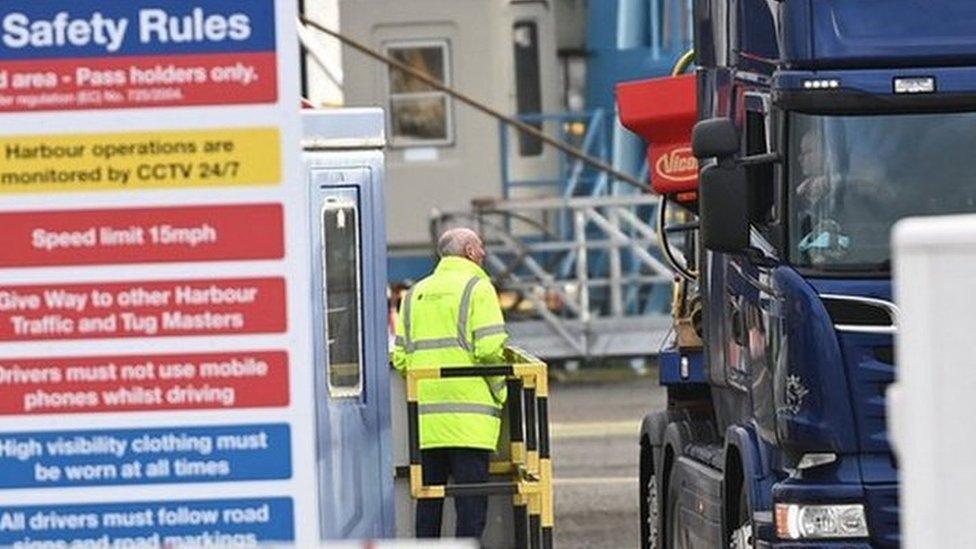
[527,450,540,477]
[406,377,418,401]
[416,486,446,499]
[528,492,542,514]
[541,458,555,527]
[409,464,423,494]
[549,420,640,439]
[489,461,515,475]
[0,128,280,193]
[554,476,639,485]
[510,441,526,463]
[408,367,441,380]
[534,364,549,397]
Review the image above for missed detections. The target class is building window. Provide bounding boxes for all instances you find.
[385,40,453,146]
[513,21,543,156]
[321,194,364,399]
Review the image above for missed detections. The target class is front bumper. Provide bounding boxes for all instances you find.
[863,484,899,548]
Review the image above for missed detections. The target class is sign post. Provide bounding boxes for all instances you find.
[0,1,315,545]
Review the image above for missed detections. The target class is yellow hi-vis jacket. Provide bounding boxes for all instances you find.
[393,256,509,451]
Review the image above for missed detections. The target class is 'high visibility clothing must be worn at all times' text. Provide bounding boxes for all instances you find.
[392,256,509,451]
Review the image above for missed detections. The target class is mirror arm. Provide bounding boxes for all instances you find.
[739,152,781,166]
[743,247,779,269]
[664,220,701,234]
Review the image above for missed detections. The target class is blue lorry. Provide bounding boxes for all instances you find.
[619,1,976,547]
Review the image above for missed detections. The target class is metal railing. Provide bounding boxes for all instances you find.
[405,347,553,548]
[499,110,611,200]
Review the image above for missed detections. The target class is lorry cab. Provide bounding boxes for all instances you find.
[621,1,976,547]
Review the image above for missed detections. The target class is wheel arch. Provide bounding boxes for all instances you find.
[641,410,686,449]
[640,411,684,549]
[723,442,745,542]
[723,424,770,544]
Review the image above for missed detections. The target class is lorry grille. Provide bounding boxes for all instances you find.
[845,336,896,454]
[865,486,900,548]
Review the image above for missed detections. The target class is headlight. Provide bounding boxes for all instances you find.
[775,503,869,539]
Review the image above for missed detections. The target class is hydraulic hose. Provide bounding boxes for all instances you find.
[655,49,699,282]
[656,196,698,282]
[671,49,696,77]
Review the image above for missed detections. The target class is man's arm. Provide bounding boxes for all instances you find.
[471,280,508,363]
[391,292,409,377]
[470,280,509,404]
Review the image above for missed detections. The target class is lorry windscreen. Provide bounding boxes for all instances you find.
[788,111,976,272]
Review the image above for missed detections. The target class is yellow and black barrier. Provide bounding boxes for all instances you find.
[405,348,554,549]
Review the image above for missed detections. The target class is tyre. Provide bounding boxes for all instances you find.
[665,462,686,549]
[639,444,660,549]
[729,482,754,549]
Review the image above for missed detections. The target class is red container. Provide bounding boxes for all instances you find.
[617,74,698,195]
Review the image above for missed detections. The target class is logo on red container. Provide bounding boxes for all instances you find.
[654,146,698,182]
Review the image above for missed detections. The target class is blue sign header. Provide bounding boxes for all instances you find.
[0,0,276,60]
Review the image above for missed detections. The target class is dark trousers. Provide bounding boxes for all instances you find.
[415,448,491,539]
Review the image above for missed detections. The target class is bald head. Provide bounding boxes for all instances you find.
[438,227,486,265]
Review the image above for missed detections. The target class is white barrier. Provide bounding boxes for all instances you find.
[890,214,976,548]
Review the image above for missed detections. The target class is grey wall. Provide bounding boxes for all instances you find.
[336,0,560,255]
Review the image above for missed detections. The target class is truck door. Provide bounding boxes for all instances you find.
[731,92,782,444]
[309,160,394,539]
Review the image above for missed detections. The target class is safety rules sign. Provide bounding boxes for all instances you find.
[0,1,313,547]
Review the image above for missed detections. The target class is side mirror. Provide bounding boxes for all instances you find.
[699,163,750,253]
[692,118,739,159]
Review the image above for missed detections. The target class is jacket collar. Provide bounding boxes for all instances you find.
[435,256,489,280]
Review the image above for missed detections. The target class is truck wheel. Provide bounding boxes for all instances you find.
[665,463,686,549]
[639,444,660,548]
[729,483,754,549]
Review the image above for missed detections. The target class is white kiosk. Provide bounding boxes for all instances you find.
[890,214,976,548]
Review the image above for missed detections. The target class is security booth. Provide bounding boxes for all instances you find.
[303,108,396,539]
[302,108,552,547]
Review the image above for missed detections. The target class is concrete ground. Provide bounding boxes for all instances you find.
[548,371,667,549]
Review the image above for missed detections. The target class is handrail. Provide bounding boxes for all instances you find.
[404,347,553,549]
[499,109,609,200]
[514,111,598,123]
[563,109,604,198]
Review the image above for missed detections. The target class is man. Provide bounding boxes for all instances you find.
[392,227,509,540]
[795,130,832,208]
[793,129,895,264]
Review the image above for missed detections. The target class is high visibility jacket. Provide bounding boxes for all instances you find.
[393,256,509,451]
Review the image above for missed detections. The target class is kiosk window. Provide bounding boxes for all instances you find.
[322,197,364,398]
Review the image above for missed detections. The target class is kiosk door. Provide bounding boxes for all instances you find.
[309,158,393,539]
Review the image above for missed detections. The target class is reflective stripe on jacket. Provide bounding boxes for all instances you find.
[392,256,509,450]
